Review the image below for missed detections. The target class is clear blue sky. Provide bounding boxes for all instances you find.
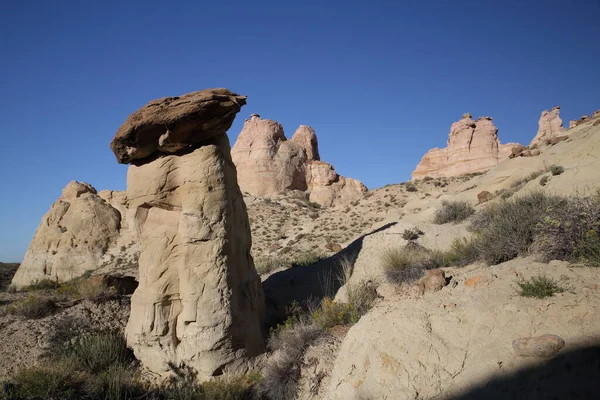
[1,0,599,261]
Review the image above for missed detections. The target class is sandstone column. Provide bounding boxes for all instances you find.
[110,89,265,380]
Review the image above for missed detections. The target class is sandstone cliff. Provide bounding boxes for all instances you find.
[231,115,367,207]
[412,114,519,179]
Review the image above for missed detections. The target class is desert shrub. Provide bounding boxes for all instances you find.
[22,279,59,291]
[510,169,547,189]
[539,176,549,186]
[517,275,564,298]
[254,256,287,275]
[533,194,600,265]
[470,192,561,265]
[290,251,322,267]
[405,184,417,192]
[433,200,475,224]
[260,320,322,400]
[401,227,424,241]
[382,244,450,285]
[446,238,480,267]
[346,281,377,318]
[311,298,359,328]
[549,165,565,176]
[58,331,132,373]
[7,296,55,319]
[58,277,116,302]
[2,362,89,400]
[422,176,434,182]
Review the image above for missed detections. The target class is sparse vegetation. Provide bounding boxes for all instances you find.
[433,200,475,224]
[382,244,450,285]
[517,275,564,299]
[405,184,417,192]
[57,277,116,302]
[401,227,424,241]
[510,169,547,190]
[260,318,322,400]
[549,165,565,176]
[539,175,549,186]
[533,192,600,266]
[22,279,60,291]
[6,295,56,319]
[446,237,480,267]
[469,191,561,265]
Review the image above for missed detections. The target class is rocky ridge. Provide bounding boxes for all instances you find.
[412,113,520,179]
[231,115,367,207]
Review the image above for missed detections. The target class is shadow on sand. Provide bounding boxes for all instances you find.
[262,222,397,324]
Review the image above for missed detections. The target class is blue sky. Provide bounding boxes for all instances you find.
[1,0,599,261]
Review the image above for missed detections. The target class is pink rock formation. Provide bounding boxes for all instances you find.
[530,106,566,147]
[412,114,519,179]
[231,116,366,206]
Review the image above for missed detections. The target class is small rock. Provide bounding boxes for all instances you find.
[417,269,446,294]
[512,334,565,358]
[477,190,494,204]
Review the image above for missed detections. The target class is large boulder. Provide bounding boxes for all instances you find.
[530,106,566,147]
[231,116,366,206]
[114,91,265,380]
[412,115,519,179]
[110,88,247,164]
[11,181,122,287]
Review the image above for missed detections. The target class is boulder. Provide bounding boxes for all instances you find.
[477,190,494,204]
[513,334,565,358]
[11,181,121,288]
[114,91,265,380]
[530,106,566,147]
[412,114,520,179]
[231,116,366,206]
[110,88,247,164]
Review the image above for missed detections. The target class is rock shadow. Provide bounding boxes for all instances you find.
[262,222,397,325]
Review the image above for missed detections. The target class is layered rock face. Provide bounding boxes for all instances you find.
[11,181,121,287]
[115,89,265,379]
[530,106,566,147]
[412,114,519,179]
[231,116,367,206]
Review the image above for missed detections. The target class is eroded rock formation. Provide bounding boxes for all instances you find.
[114,89,265,380]
[530,106,566,147]
[231,116,367,206]
[11,181,122,287]
[412,114,519,179]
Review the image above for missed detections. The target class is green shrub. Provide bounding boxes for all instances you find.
[517,275,564,298]
[470,192,561,265]
[311,298,359,328]
[3,362,89,400]
[58,331,132,373]
[22,279,59,291]
[381,244,450,285]
[446,238,480,267]
[433,200,475,224]
[422,176,434,182]
[7,296,55,319]
[549,165,565,176]
[533,194,600,265]
[405,184,417,192]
